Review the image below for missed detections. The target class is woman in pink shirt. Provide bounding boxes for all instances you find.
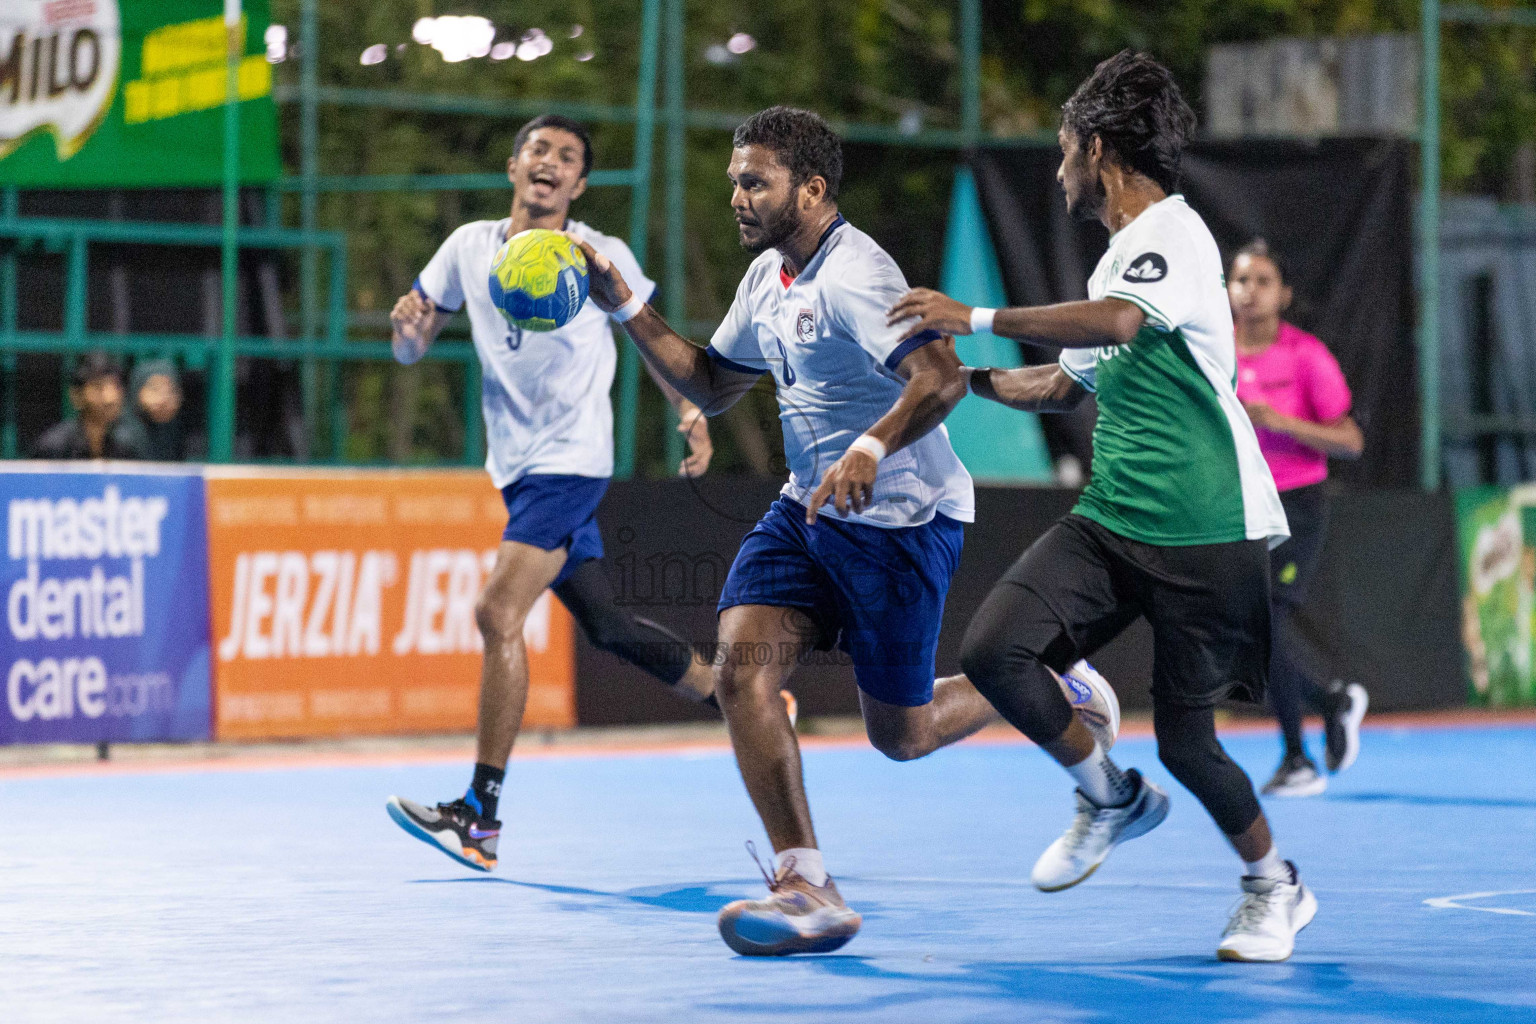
[1230,239,1369,798]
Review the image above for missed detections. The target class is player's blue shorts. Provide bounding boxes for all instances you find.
[501,474,608,587]
[717,497,965,707]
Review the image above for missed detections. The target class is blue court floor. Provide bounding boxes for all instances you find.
[1,723,1533,1023]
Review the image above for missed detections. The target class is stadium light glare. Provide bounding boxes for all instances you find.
[726,33,756,55]
[575,51,595,62]
[412,15,495,62]
[265,24,287,63]
[490,41,516,61]
[704,44,734,66]
[360,44,387,66]
[516,28,554,62]
[570,24,584,39]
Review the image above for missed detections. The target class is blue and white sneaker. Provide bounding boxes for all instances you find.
[386,795,500,872]
[1032,769,1170,891]
[1057,659,1121,751]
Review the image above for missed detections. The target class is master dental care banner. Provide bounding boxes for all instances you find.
[1,466,211,742]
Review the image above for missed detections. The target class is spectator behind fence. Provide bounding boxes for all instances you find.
[120,358,186,461]
[30,350,148,460]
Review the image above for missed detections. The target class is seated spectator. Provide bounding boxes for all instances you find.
[30,351,147,460]
[121,357,186,461]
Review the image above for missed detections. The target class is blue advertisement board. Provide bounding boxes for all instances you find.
[1,466,212,743]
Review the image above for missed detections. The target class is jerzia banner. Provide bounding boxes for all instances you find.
[1,466,212,742]
[205,469,575,741]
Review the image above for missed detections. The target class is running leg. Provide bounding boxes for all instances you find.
[714,603,861,955]
[553,558,716,702]
[384,540,565,871]
[858,674,1001,762]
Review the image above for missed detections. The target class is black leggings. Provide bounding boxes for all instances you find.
[961,575,1262,838]
[1269,485,1336,757]
[552,559,695,687]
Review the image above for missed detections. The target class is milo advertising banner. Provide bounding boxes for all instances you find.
[0,0,278,186]
[1,466,212,742]
[1455,485,1536,707]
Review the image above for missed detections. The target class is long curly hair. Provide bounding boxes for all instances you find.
[1061,50,1197,195]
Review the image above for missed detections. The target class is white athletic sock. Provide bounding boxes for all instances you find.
[1065,743,1136,807]
[1244,845,1290,882]
[776,847,827,887]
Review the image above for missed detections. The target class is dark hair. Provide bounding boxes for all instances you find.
[71,350,123,389]
[513,115,593,179]
[732,106,844,200]
[1060,50,1196,196]
[1232,237,1291,285]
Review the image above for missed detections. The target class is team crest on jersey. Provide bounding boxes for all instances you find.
[1122,253,1168,282]
[796,309,816,344]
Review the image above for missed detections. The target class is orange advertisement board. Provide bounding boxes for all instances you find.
[205,469,575,740]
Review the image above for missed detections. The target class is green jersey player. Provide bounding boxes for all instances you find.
[889,50,1311,962]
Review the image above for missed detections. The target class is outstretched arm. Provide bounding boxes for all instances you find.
[965,365,1089,413]
[569,236,759,416]
[390,289,455,365]
[886,288,1145,350]
[805,336,968,523]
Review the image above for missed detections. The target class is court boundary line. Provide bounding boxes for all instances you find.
[1424,890,1536,917]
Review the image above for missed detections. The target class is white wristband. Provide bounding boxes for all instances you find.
[969,306,997,334]
[847,435,887,463]
[611,293,646,324]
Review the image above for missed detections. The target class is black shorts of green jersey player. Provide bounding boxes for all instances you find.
[888,51,1316,963]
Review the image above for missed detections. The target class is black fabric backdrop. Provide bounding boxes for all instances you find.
[576,480,1462,727]
[971,139,1418,489]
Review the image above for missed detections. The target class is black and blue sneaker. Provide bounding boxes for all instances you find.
[386,796,500,872]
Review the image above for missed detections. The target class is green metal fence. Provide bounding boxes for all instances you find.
[1,0,1016,475]
[4,0,1506,490]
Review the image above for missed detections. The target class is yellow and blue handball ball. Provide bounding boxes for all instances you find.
[488,228,590,331]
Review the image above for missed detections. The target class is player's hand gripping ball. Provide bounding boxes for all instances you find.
[488,228,590,331]
[1055,660,1121,751]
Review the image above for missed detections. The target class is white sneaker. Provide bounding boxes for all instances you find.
[1217,863,1318,962]
[1260,753,1327,798]
[1324,681,1368,774]
[1032,770,1170,892]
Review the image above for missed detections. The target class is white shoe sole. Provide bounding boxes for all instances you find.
[1034,781,1170,893]
[1331,684,1368,774]
[1262,775,1327,798]
[1217,884,1318,963]
[385,796,494,873]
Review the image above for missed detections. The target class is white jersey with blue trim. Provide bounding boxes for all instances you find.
[416,217,654,488]
[707,216,974,528]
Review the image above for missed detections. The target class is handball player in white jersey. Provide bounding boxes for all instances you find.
[382,115,725,872]
[571,106,1118,956]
